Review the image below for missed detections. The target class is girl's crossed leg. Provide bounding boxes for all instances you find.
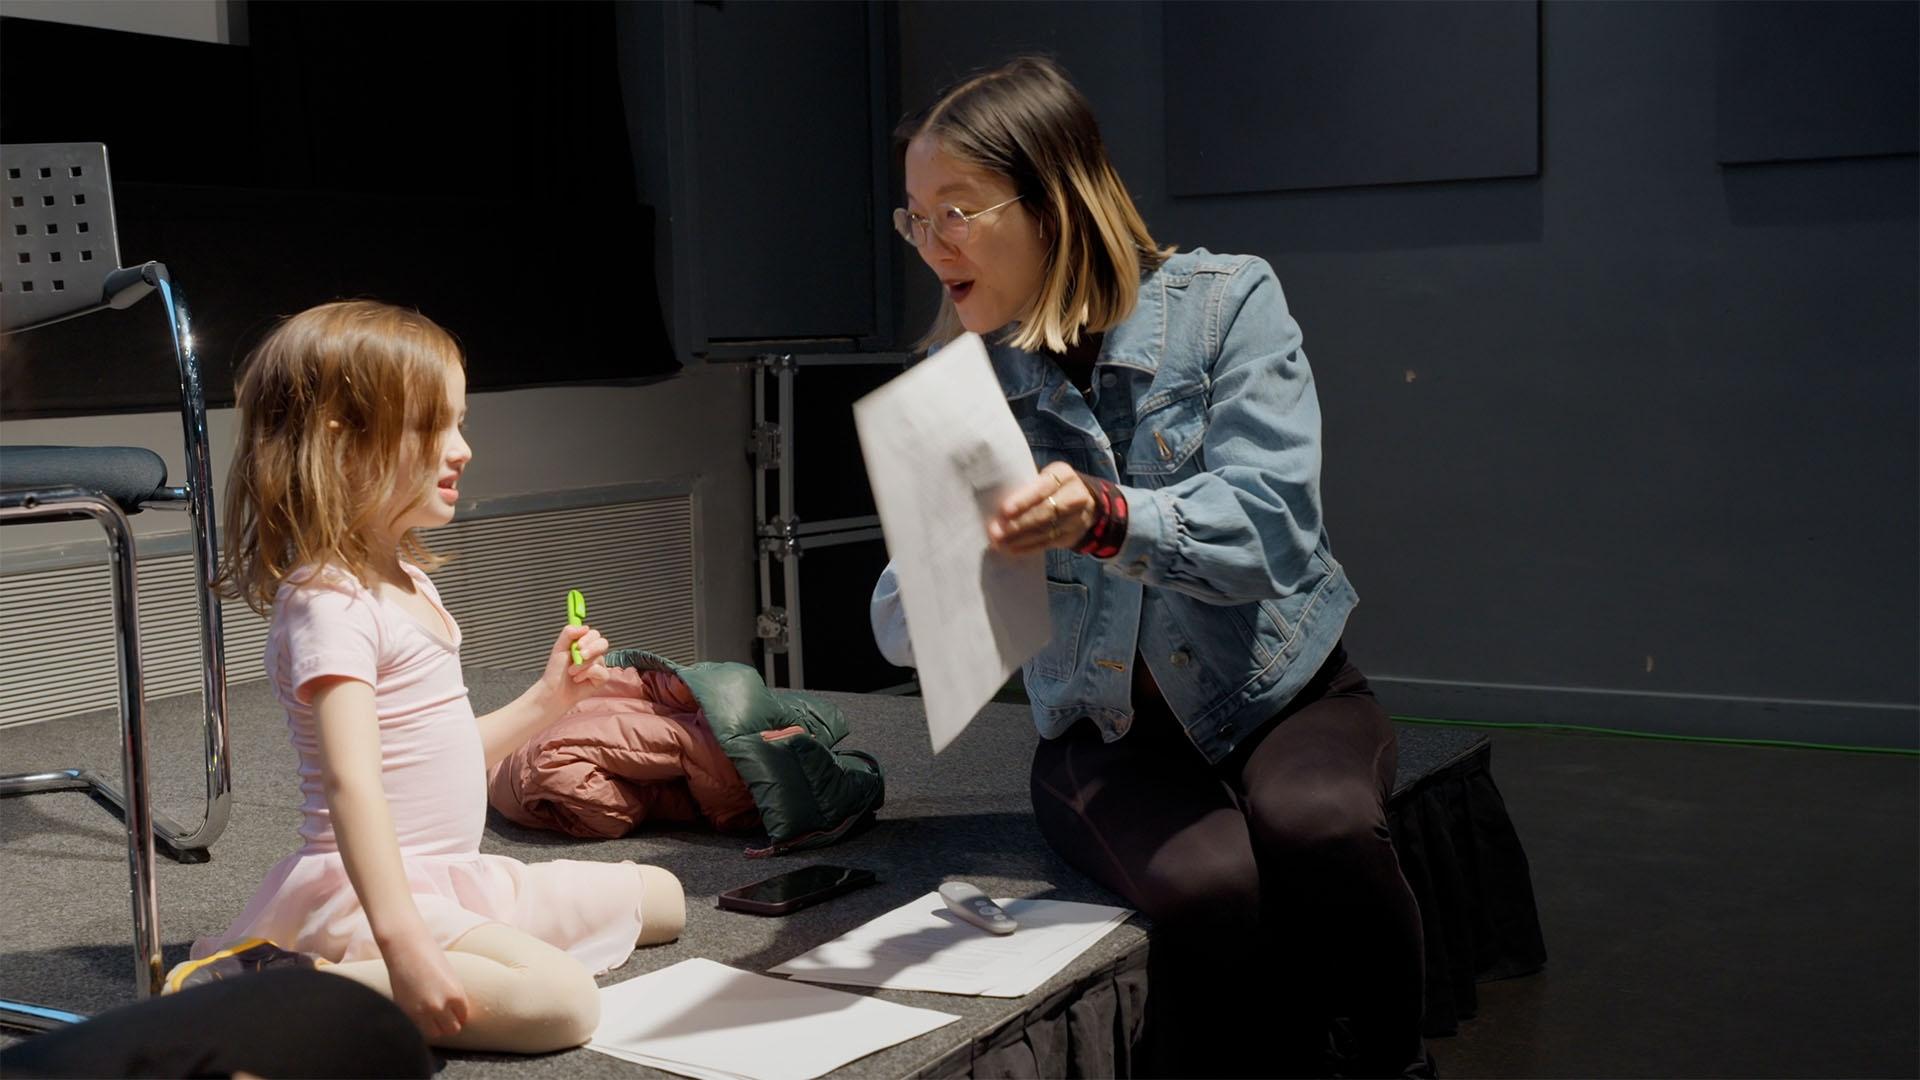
[331,865,688,1054]
[329,923,600,1054]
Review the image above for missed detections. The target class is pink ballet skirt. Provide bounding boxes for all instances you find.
[192,565,646,975]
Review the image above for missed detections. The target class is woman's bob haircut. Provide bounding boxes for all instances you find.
[900,55,1174,355]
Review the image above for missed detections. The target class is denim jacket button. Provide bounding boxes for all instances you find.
[1101,372,1118,388]
[1216,723,1233,741]
[1170,648,1192,667]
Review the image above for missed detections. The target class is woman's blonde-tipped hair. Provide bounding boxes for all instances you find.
[218,300,466,614]
[902,55,1173,355]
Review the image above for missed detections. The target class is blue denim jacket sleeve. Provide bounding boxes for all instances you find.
[870,561,915,667]
[1110,261,1325,604]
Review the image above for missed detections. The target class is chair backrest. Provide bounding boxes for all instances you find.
[0,142,124,333]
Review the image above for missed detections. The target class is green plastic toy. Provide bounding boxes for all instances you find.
[566,589,587,665]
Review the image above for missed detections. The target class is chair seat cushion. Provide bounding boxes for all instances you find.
[0,445,168,512]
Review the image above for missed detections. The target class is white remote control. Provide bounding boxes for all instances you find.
[938,881,1018,935]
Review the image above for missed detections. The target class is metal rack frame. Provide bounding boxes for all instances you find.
[750,351,912,690]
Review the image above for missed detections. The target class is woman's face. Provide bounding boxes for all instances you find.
[903,134,1049,336]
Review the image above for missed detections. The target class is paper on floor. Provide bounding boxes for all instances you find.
[769,892,1133,998]
[586,958,959,1080]
[853,332,1049,752]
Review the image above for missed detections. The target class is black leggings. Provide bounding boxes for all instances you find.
[1030,642,1426,1078]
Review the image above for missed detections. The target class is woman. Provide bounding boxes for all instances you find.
[871,57,1431,1078]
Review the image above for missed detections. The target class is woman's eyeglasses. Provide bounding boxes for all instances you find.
[892,195,1023,248]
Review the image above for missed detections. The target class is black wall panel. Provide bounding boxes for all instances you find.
[690,1,879,343]
[1163,0,1539,195]
[0,6,672,418]
[1715,1,1919,165]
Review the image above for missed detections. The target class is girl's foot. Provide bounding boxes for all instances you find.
[164,939,322,993]
[636,866,686,945]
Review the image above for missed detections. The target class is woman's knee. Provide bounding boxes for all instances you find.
[1248,781,1391,871]
[1137,856,1262,933]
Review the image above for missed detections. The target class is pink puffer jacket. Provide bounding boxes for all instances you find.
[487,667,760,838]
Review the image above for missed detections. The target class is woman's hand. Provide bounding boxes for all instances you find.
[542,623,610,709]
[382,933,469,1040]
[987,461,1096,555]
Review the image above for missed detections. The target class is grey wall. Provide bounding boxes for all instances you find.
[896,1,1918,745]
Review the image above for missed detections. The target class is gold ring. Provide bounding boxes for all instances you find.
[1053,472,1069,490]
[1046,495,1060,520]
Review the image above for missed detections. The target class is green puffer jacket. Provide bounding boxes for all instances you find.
[603,648,884,857]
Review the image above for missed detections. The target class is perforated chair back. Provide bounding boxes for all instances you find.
[0,143,136,332]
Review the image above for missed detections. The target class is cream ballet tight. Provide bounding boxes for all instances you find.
[329,865,684,1053]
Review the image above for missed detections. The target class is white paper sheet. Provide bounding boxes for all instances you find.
[853,332,1049,752]
[769,892,1133,998]
[586,958,959,1080]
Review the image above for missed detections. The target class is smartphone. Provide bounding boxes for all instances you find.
[715,864,877,916]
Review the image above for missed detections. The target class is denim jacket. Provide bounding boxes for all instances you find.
[870,249,1357,764]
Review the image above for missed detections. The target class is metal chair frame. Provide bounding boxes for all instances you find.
[0,143,231,1029]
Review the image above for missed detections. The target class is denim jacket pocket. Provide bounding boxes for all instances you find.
[1032,578,1089,682]
[1225,598,1296,667]
[1258,599,1297,649]
[1265,547,1337,630]
[1126,387,1208,483]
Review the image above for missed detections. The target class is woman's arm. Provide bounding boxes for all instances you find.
[473,624,608,770]
[987,261,1323,606]
[870,562,916,668]
[310,676,468,1038]
[1107,260,1328,605]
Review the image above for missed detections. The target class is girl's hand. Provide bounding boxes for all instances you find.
[544,623,610,707]
[987,462,1096,555]
[383,935,469,1040]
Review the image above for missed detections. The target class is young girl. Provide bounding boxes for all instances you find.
[178,300,685,1053]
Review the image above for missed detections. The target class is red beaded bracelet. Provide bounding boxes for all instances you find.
[1072,474,1128,559]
